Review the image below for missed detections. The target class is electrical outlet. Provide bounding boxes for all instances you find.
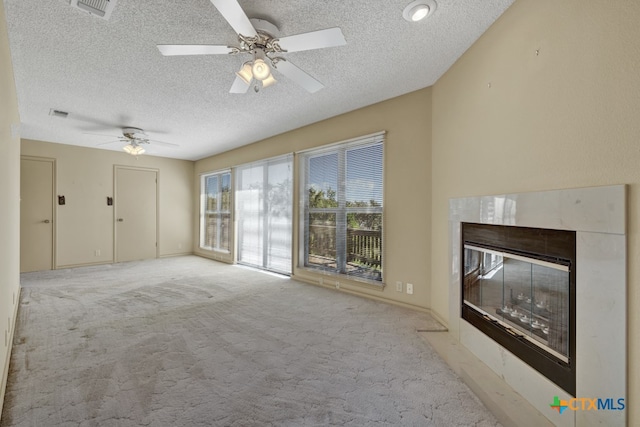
[406,283,414,295]
[94,249,101,257]
[395,281,403,292]
[335,281,340,289]
[178,243,183,250]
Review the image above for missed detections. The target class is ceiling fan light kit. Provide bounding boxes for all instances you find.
[252,59,270,81]
[403,0,437,22]
[157,0,347,94]
[236,62,253,85]
[122,144,145,156]
[261,73,277,88]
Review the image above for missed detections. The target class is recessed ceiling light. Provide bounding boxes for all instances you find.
[403,0,437,22]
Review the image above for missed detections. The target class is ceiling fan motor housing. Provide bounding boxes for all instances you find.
[122,127,147,140]
[249,19,279,39]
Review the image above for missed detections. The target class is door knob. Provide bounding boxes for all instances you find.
[117,218,124,222]
[43,219,50,223]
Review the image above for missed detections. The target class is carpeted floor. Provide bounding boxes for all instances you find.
[1,256,500,426]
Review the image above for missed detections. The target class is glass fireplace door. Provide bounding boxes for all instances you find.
[463,245,570,362]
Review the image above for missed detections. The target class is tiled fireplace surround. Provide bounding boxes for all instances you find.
[448,185,626,427]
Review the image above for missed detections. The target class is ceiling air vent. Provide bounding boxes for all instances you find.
[49,109,69,118]
[70,0,117,20]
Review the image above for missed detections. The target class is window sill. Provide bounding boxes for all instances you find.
[295,266,385,291]
[199,246,230,254]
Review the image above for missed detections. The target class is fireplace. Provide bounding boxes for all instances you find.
[461,222,576,395]
[449,186,625,426]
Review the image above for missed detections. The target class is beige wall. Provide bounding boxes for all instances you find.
[432,0,640,422]
[21,139,194,267]
[0,0,21,415]
[195,88,432,309]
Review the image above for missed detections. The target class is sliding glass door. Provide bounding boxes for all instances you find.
[235,155,292,274]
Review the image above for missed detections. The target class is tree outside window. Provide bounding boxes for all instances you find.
[200,171,231,252]
[302,138,383,282]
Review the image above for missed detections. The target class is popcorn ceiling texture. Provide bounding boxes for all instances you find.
[3,0,514,160]
[1,256,499,426]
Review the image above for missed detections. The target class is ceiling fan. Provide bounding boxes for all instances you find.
[86,127,178,156]
[157,0,347,94]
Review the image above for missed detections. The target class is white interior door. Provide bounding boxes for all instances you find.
[20,157,55,272]
[115,167,158,262]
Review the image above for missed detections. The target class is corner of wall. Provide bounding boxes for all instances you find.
[1,0,23,417]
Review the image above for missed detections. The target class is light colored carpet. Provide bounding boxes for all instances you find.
[1,256,500,426]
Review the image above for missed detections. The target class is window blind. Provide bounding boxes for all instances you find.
[200,170,231,252]
[299,132,384,282]
[235,155,293,274]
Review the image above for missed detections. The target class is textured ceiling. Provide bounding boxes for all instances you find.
[4,0,514,160]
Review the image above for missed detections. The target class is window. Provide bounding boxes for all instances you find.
[236,155,293,274]
[300,133,384,282]
[200,171,231,252]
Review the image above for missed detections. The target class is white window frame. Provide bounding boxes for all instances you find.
[235,154,293,275]
[298,132,385,283]
[200,170,231,253]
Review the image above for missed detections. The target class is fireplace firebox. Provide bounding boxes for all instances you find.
[461,223,576,396]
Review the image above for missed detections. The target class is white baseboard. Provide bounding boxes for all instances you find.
[0,285,21,421]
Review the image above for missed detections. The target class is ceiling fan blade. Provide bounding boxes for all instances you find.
[157,44,233,56]
[148,139,179,147]
[274,60,324,93]
[83,132,119,138]
[230,75,251,94]
[96,140,122,146]
[277,27,346,53]
[210,0,257,37]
